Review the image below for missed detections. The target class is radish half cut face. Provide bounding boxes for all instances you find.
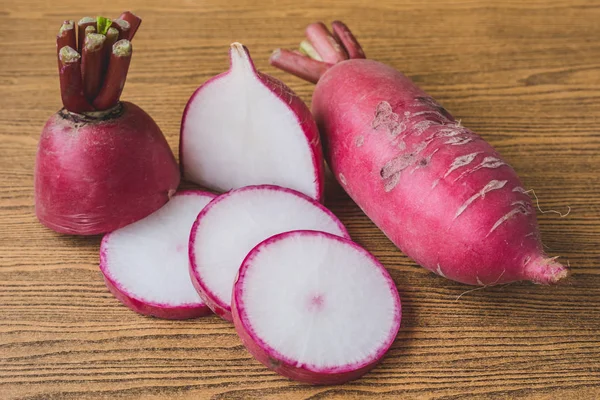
[232,230,402,385]
[100,190,216,319]
[189,185,349,321]
[180,43,324,201]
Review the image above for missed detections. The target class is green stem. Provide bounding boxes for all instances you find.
[299,40,323,61]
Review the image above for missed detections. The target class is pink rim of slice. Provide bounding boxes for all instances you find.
[232,230,402,385]
[100,190,216,319]
[188,185,349,321]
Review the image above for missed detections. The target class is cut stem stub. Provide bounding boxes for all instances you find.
[269,21,366,83]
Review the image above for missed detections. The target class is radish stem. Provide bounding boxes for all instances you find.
[57,21,76,54]
[269,49,332,84]
[105,27,119,46]
[93,40,132,110]
[81,33,106,101]
[77,17,96,52]
[305,22,348,63]
[111,19,130,39]
[54,12,141,111]
[299,40,323,61]
[103,27,119,73]
[84,25,96,37]
[58,46,94,113]
[332,21,366,59]
[118,11,141,40]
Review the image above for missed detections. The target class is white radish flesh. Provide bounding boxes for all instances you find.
[232,230,402,385]
[100,190,216,319]
[189,185,349,321]
[180,43,324,201]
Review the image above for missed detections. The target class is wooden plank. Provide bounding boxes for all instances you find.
[0,0,598,398]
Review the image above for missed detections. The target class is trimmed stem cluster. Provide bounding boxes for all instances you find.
[56,12,141,113]
[269,21,365,84]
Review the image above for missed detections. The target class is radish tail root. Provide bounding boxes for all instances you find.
[525,256,569,284]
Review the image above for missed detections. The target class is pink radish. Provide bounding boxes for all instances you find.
[35,14,180,235]
[189,185,349,321]
[100,190,215,319]
[232,230,401,385]
[180,43,324,201]
[270,21,568,286]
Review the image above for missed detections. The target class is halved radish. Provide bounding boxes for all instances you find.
[189,185,349,321]
[232,230,401,385]
[180,43,324,201]
[100,190,216,319]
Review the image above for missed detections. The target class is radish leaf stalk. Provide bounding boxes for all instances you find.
[57,21,76,54]
[110,19,130,39]
[118,11,141,40]
[270,49,332,84]
[299,39,322,61]
[56,13,140,112]
[81,33,106,101]
[58,46,94,113]
[331,20,366,59]
[93,40,132,110]
[77,17,95,52]
[305,22,347,63]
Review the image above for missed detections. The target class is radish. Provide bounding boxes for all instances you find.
[270,21,568,286]
[189,185,349,321]
[180,43,324,201]
[100,190,216,319]
[35,13,179,235]
[232,230,401,385]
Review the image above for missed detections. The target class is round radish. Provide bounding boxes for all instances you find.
[189,185,349,321]
[100,190,216,319]
[232,230,402,385]
[180,43,324,201]
[36,14,180,235]
[36,102,180,235]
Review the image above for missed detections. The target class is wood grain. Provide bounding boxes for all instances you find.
[1,0,599,398]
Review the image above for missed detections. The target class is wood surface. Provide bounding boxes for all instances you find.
[1,0,599,398]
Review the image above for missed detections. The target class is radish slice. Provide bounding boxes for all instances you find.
[180,43,324,201]
[100,190,216,319]
[189,185,349,321]
[232,230,402,385]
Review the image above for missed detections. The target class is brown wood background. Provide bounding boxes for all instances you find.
[1,0,599,398]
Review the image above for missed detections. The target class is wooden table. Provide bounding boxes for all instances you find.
[1,0,599,398]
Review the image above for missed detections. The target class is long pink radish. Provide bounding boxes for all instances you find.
[270,21,568,286]
[189,185,349,321]
[100,191,216,319]
[232,230,401,385]
[180,43,324,201]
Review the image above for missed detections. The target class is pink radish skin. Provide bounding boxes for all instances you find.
[180,43,324,202]
[270,22,568,286]
[189,185,349,321]
[35,102,180,235]
[102,277,210,320]
[232,230,401,385]
[100,191,215,319]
